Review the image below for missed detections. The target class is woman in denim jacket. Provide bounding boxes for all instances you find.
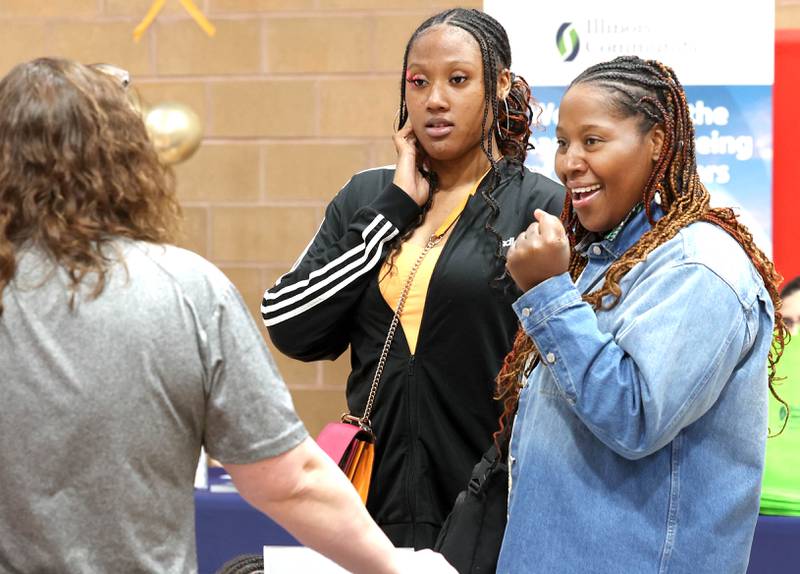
[495,56,790,573]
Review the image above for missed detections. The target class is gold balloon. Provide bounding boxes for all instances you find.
[128,89,148,118]
[144,101,203,165]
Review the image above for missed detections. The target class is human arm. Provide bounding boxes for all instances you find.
[202,276,453,572]
[225,438,455,574]
[261,177,421,361]
[263,122,430,361]
[514,259,760,459]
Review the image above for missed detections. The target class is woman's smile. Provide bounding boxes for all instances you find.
[569,183,602,208]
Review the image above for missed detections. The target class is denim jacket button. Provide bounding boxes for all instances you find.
[545,352,556,364]
[592,245,602,256]
[521,307,531,317]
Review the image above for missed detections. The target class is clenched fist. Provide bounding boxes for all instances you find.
[506,209,570,292]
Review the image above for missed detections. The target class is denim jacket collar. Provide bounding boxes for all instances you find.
[575,201,664,261]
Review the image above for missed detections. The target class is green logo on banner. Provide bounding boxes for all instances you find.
[556,22,580,62]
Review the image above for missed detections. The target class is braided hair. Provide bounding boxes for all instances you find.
[495,55,789,441]
[388,8,537,270]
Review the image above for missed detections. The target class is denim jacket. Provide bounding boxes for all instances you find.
[498,207,774,574]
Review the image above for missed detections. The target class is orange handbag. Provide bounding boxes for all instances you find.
[316,416,375,503]
[315,232,445,504]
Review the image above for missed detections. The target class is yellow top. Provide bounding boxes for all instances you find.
[378,173,487,354]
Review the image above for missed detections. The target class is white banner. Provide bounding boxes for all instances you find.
[484,0,774,86]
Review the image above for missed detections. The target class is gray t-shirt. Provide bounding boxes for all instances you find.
[0,241,308,573]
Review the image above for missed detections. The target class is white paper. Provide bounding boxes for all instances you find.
[264,547,351,573]
[263,546,416,573]
[193,447,208,489]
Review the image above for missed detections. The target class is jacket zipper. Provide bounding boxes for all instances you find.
[405,355,417,543]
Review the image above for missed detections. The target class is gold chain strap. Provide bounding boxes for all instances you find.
[350,232,445,431]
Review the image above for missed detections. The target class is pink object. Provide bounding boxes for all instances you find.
[316,422,363,465]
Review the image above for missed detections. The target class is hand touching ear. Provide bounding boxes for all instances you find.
[392,123,430,207]
[506,209,571,292]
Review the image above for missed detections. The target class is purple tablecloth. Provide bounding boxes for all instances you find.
[746,514,800,573]
[194,468,299,574]
[194,470,799,574]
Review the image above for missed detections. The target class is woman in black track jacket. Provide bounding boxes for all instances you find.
[261,8,564,549]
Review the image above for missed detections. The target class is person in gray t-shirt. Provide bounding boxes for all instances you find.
[0,58,454,574]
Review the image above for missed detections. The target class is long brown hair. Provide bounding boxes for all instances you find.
[495,56,789,441]
[0,58,180,313]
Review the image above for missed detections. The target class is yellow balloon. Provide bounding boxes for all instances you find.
[128,90,148,118]
[144,101,203,165]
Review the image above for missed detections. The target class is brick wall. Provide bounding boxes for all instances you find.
[0,0,478,434]
[0,1,791,434]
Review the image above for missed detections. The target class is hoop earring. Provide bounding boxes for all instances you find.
[495,97,511,138]
[392,108,402,133]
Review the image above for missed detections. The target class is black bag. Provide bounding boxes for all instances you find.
[434,439,509,573]
[215,553,263,574]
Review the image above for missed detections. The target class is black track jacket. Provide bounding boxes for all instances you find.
[262,160,564,548]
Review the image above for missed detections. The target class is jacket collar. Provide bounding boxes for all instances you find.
[575,201,664,260]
